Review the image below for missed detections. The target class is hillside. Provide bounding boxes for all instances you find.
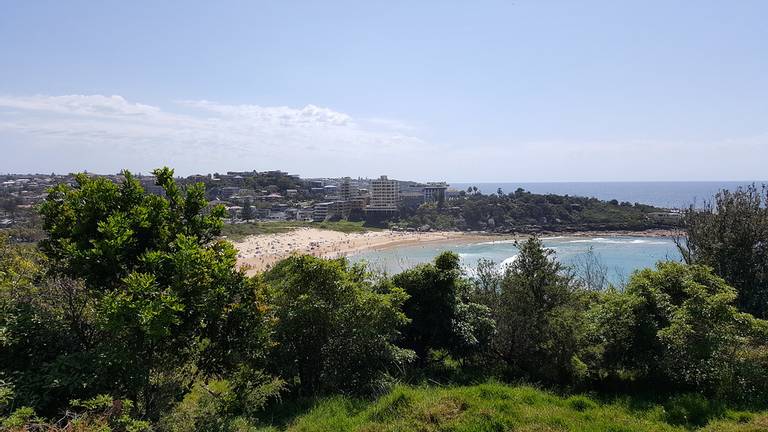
[260,383,766,432]
[397,189,676,232]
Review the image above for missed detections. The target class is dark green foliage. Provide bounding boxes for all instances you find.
[1,396,149,431]
[678,184,768,318]
[263,255,413,395]
[487,237,588,384]
[39,168,225,288]
[158,368,284,432]
[664,393,725,427]
[0,236,91,413]
[4,168,271,417]
[397,189,666,231]
[392,252,494,363]
[241,199,254,221]
[587,262,768,401]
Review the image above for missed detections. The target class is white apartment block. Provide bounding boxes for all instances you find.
[368,175,400,212]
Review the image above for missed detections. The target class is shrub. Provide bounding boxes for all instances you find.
[158,370,283,432]
[678,184,768,318]
[566,395,597,412]
[4,168,271,417]
[263,255,413,395]
[393,252,494,364]
[664,393,725,427]
[588,262,768,399]
[487,237,588,384]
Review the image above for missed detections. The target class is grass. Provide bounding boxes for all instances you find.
[252,382,767,432]
[221,220,376,241]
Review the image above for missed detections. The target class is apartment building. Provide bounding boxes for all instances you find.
[367,175,399,214]
[424,182,448,203]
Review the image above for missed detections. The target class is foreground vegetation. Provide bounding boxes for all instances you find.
[263,382,768,432]
[221,220,374,240]
[1,169,766,431]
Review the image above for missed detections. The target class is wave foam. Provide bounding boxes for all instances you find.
[500,255,518,268]
[567,237,669,245]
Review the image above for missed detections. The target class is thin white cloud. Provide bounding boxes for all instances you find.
[178,100,353,126]
[1,94,766,181]
[0,94,161,117]
[0,94,432,176]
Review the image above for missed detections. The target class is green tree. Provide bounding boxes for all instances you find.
[241,199,254,221]
[677,184,768,318]
[263,255,413,395]
[489,237,587,384]
[588,262,768,400]
[33,168,270,416]
[393,252,494,364]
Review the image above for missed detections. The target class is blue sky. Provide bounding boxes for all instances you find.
[1,1,766,181]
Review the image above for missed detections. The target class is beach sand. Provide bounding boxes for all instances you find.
[233,228,505,275]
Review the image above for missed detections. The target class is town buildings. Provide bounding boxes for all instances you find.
[0,170,451,227]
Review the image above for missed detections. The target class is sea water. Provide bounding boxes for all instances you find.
[348,236,681,285]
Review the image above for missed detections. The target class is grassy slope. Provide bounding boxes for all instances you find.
[221,221,375,241]
[258,383,767,432]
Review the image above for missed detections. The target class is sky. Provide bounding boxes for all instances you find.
[1,0,767,181]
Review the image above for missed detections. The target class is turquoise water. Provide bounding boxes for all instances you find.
[349,236,681,284]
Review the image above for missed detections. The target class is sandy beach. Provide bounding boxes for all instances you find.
[233,228,505,275]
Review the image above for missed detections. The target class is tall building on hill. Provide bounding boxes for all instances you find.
[424,182,448,203]
[367,175,399,213]
[339,177,356,201]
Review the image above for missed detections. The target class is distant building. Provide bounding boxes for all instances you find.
[367,175,399,214]
[339,177,357,201]
[400,189,425,209]
[323,185,338,196]
[445,188,462,200]
[313,202,335,221]
[648,211,682,224]
[139,177,165,196]
[267,211,288,221]
[424,182,448,203]
[296,208,314,221]
[286,189,298,197]
[220,186,240,199]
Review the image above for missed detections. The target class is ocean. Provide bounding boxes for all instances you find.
[349,235,681,285]
[451,181,766,209]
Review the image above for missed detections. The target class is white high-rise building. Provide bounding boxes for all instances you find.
[367,175,399,212]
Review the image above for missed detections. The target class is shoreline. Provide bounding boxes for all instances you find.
[233,227,678,275]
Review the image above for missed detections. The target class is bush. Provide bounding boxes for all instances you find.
[1,406,38,429]
[566,395,597,412]
[485,237,588,384]
[263,255,413,395]
[587,262,768,399]
[3,169,272,417]
[664,393,725,427]
[678,184,768,318]
[393,252,494,364]
[158,369,283,432]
